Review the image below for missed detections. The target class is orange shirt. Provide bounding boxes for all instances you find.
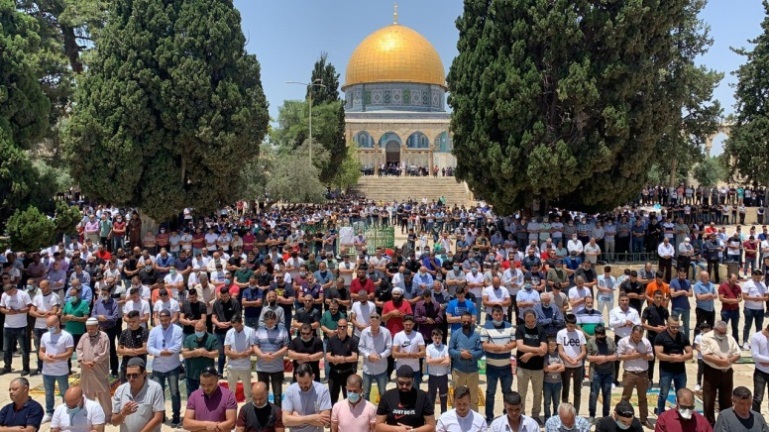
[646,280,670,300]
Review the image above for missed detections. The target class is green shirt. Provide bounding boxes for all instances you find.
[183,332,220,379]
[319,311,345,339]
[62,299,91,335]
[234,268,254,284]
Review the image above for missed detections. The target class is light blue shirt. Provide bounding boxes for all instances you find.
[516,288,541,315]
[65,284,92,305]
[147,323,184,372]
[426,343,450,376]
[282,381,332,432]
[544,415,591,432]
[694,281,716,312]
[411,272,434,294]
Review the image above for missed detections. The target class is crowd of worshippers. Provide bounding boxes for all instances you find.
[638,184,766,209]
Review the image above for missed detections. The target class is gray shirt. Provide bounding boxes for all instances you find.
[112,379,165,432]
[282,381,332,432]
[714,407,769,432]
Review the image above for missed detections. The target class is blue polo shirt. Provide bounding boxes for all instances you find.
[669,277,691,311]
[240,286,263,318]
[0,399,43,429]
[693,281,716,312]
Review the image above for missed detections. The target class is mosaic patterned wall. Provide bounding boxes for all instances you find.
[345,83,446,112]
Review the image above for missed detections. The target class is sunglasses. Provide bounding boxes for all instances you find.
[337,325,348,328]
[126,373,141,379]
[678,405,695,410]
[300,332,313,336]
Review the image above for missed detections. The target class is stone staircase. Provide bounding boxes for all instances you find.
[352,176,474,205]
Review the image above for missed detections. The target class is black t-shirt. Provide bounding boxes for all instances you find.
[377,388,434,428]
[327,335,359,374]
[288,337,323,378]
[620,280,644,313]
[294,308,321,331]
[324,287,350,314]
[237,402,283,432]
[515,324,547,370]
[654,330,691,374]
[180,301,206,334]
[642,305,669,341]
[594,416,643,432]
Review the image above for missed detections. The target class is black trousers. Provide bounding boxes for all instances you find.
[328,369,354,405]
[707,260,720,283]
[702,365,733,426]
[105,322,121,375]
[257,371,284,404]
[695,308,715,335]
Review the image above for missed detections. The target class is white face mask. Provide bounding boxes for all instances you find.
[679,408,693,420]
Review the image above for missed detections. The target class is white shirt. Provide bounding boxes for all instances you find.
[742,280,767,310]
[350,301,376,337]
[436,409,489,432]
[124,299,151,326]
[426,343,450,376]
[596,275,616,300]
[153,298,180,318]
[584,243,601,263]
[51,397,105,431]
[567,239,584,254]
[392,330,425,371]
[609,307,641,338]
[482,286,510,314]
[751,331,769,374]
[0,290,32,328]
[224,326,255,370]
[568,286,591,303]
[32,291,60,329]
[657,242,675,258]
[502,268,524,296]
[41,330,74,376]
[464,272,485,296]
[488,414,540,432]
[556,328,586,367]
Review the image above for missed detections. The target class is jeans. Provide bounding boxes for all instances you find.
[597,295,613,322]
[244,316,259,331]
[43,374,69,414]
[473,296,483,323]
[3,327,29,371]
[152,367,181,421]
[744,308,765,344]
[561,366,584,414]
[186,377,199,399]
[485,365,514,422]
[672,308,691,340]
[33,328,47,372]
[720,309,740,341]
[753,369,769,412]
[214,332,227,375]
[362,371,388,402]
[589,371,613,417]
[657,370,687,414]
[543,381,562,421]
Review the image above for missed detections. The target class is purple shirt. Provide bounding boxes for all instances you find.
[186,386,237,422]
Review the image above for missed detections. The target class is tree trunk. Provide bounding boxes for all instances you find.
[669,157,678,187]
[62,25,83,73]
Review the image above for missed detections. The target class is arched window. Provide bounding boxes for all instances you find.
[354,131,374,148]
[406,132,430,149]
[378,132,402,148]
[435,132,452,152]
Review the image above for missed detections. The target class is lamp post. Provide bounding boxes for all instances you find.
[286,79,326,164]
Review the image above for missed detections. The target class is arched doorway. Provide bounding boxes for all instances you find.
[385,141,400,165]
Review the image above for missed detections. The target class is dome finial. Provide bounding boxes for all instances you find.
[393,2,398,25]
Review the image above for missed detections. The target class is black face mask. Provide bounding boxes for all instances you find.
[462,323,472,331]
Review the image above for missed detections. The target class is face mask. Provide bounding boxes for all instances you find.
[524,285,532,291]
[67,405,82,416]
[714,332,726,341]
[347,391,361,403]
[145,265,153,270]
[679,408,693,420]
[224,279,231,285]
[453,266,460,272]
[585,306,593,312]
[47,326,58,333]
[614,420,631,430]
[492,319,503,326]
[254,401,269,409]
[195,331,206,338]
[300,271,306,277]
[462,323,472,331]
[471,269,478,274]
[71,297,80,304]
[269,301,276,307]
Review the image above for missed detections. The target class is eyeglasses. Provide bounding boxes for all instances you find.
[337,325,348,328]
[126,373,141,379]
[678,405,695,410]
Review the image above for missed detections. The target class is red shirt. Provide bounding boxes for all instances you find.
[655,408,712,432]
[718,282,741,311]
[192,233,205,249]
[350,277,375,296]
[242,233,255,252]
[381,300,412,335]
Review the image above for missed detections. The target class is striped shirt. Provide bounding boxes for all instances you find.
[253,326,289,373]
[480,321,516,367]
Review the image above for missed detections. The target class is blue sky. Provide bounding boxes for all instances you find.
[233,0,765,154]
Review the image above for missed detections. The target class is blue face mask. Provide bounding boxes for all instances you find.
[67,402,82,416]
[224,278,231,285]
[195,331,206,338]
[347,391,361,403]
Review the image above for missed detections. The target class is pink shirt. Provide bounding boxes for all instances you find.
[331,399,377,432]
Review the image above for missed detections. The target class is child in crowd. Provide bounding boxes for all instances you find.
[694,322,712,392]
[425,329,450,414]
[543,337,565,423]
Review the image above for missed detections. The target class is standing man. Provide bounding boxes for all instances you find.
[288,323,325,381]
[182,366,238,432]
[515,309,547,420]
[742,269,767,350]
[586,325,617,423]
[480,305,516,424]
[254,310,290,408]
[116,310,149,381]
[751,322,769,412]
[694,271,718,332]
[330,374,377,432]
[182,319,219,398]
[326,318,359,405]
[282,364,333,432]
[669,267,693,339]
[212,286,242,375]
[392,315,426,388]
[642,290,669,382]
[719,273,743,342]
[375,365,436,431]
[617,325,654,429]
[358,313,391,402]
[654,316,693,415]
[609,293,641,384]
[557,314,587,415]
[700,320,741,425]
[0,282,33,375]
[224,315,255,402]
[448,312,483,411]
[110,358,165,432]
[147,309,184,427]
[92,285,120,377]
[77,317,112,422]
[40,315,73,424]
[30,280,60,376]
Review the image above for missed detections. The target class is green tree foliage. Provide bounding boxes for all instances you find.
[53,200,82,239]
[332,145,362,192]
[692,156,726,187]
[725,0,769,191]
[266,144,326,203]
[65,0,269,222]
[307,53,346,183]
[6,206,56,252]
[448,0,711,213]
[307,52,341,104]
[238,144,274,200]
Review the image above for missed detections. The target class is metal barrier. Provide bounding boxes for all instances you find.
[338,223,395,256]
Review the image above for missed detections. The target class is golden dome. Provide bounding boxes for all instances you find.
[343,24,446,90]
